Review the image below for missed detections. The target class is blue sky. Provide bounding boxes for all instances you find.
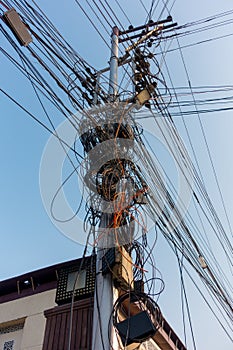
[1,1,233,349]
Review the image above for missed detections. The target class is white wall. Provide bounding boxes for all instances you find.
[0,329,23,350]
[0,289,56,350]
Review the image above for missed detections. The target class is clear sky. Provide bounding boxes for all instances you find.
[1,1,233,349]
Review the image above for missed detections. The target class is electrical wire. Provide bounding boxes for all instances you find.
[0,87,83,159]
[1,1,233,347]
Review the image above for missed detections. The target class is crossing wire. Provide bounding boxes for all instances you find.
[1,0,233,342]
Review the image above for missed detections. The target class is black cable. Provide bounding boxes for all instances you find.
[67,237,94,350]
[174,244,197,350]
[111,290,162,348]
[74,0,110,49]
[0,87,84,160]
[162,226,233,341]
[50,164,85,223]
[176,36,233,251]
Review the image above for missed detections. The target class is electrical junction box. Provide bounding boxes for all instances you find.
[113,246,134,287]
[102,247,133,288]
[102,247,116,275]
[134,279,144,293]
[116,310,156,346]
[136,89,151,105]
[4,8,33,46]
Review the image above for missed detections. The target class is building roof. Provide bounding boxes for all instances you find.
[0,258,83,304]
[0,257,187,350]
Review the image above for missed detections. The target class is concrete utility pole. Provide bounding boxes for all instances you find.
[91,26,120,350]
[90,18,176,349]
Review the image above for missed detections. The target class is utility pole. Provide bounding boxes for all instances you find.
[81,17,177,350]
[91,26,120,350]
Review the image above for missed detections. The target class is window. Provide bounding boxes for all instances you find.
[66,270,86,292]
[3,340,14,350]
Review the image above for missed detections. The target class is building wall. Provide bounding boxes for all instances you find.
[43,298,94,350]
[0,289,56,350]
[0,328,23,350]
